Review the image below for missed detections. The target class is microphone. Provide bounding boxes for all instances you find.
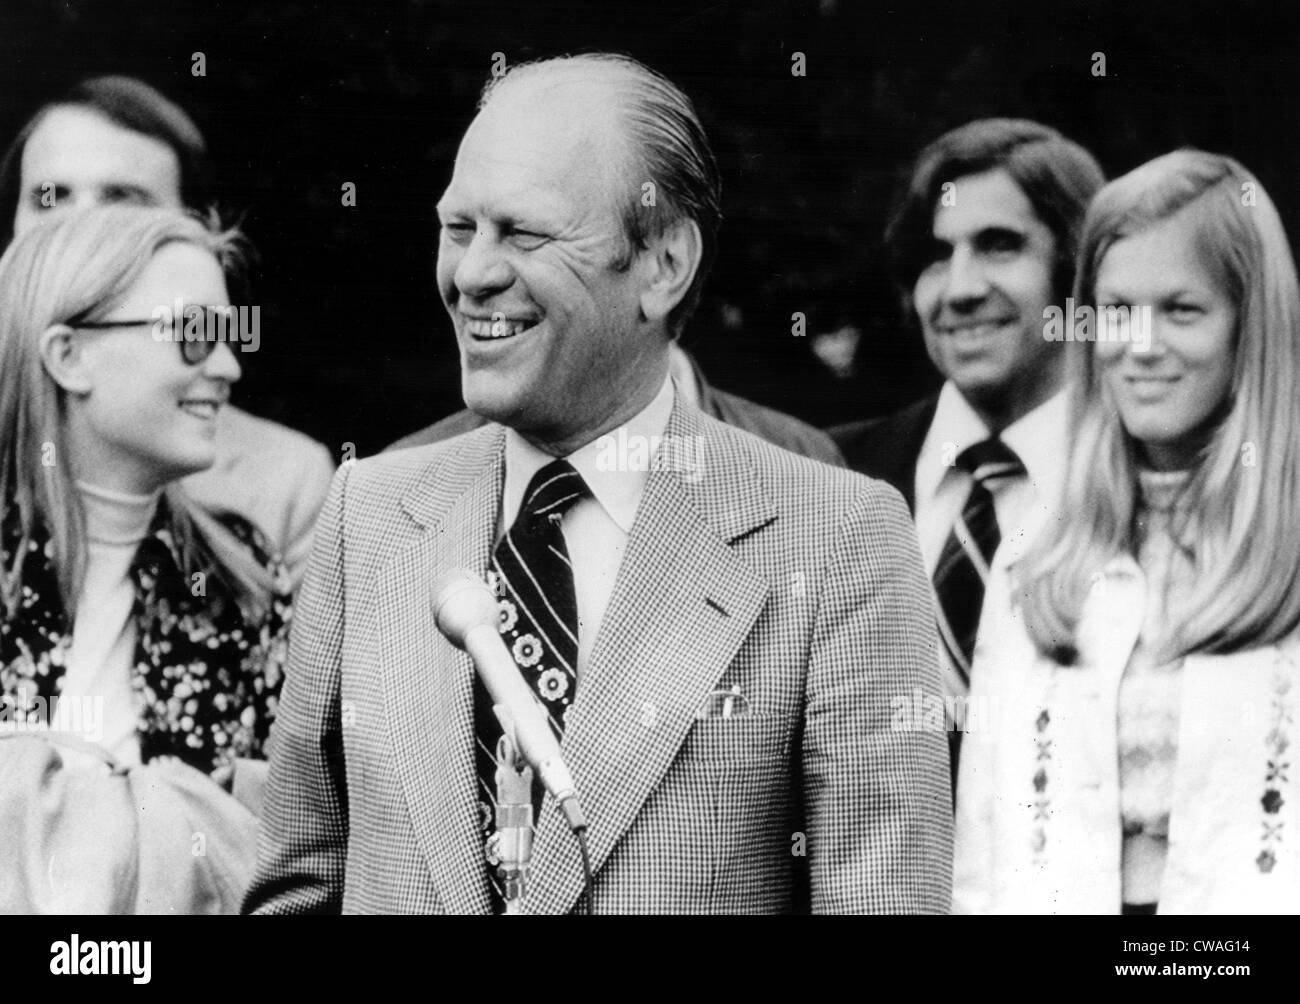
[431,569,587,833]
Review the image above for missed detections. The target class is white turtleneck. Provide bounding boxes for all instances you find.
[59,481,161,766]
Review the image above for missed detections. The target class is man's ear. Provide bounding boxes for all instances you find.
[39,324,94,395]
[638,217,703,325]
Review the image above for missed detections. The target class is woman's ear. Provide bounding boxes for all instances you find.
[39,324,94,395]
[638,217,704,326]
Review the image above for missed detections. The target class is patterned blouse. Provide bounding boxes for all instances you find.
[1118,468,1196,837]
[0,498,291,776]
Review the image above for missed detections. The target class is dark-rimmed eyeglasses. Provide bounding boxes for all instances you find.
[69,311,229,366]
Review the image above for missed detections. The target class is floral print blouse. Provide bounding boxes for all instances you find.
[0,499,291,776]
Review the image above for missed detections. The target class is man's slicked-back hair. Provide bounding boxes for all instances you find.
[886,118,1105,304]
[0,75,212,248]
[479,53,722,337]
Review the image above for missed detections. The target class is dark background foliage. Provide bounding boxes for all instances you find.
[2,0,1296,457]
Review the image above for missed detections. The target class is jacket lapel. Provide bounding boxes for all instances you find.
[526,401,776,914]
[893,395,939,513]
[378,426,505,914]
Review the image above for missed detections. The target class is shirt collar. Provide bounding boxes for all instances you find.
[668,343,701,410]
[1000,387,1069,496]
[502,374,676,535]
[917,380,1069,504]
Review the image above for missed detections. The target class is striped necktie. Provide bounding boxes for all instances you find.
[474,459,588,910]
[932,439,1024,788]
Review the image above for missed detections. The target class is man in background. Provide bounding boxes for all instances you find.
[831,119,1104,783]
[0,75,334,583]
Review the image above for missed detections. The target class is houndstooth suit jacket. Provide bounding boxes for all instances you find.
[244,398,953,914]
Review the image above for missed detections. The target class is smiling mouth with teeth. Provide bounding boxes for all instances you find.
[463,316,539,340]
[941,319,1014,336]
[179,400,221,420]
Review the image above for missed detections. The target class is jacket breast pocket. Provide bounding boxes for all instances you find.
[669,713,799,898]
[681,713,795,765]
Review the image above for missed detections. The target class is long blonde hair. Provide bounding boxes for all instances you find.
[0,206,273,620]
[1019,150,1300,663]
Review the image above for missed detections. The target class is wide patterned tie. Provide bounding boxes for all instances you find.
[932,438,1024,788]
[473,459,588,910]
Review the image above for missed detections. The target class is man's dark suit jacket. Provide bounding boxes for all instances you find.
[387,353,846,467]
[828,395,940,513]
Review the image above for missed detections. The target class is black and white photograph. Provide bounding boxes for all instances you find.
[0,0,1295,973]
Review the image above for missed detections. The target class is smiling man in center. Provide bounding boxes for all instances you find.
[246,52,952,915]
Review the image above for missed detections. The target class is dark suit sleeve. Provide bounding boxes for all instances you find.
[786,426,845,468]
[243,464,353,915]
[802,479,952,913]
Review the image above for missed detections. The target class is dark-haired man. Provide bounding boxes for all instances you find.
[831,119,1105,782]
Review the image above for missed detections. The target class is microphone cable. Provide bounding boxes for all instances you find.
[579,827,595,915]
[575,825,593,916]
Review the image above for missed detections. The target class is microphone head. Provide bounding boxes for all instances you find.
[431,569,499,648]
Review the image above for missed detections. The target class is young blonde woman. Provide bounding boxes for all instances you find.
[954,150,1300,914]
[0,206,293,912]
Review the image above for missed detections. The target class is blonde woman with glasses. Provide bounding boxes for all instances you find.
[0,207,293,913]
[955,151,1300,914]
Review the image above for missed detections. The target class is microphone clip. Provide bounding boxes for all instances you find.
[493,726,534,914]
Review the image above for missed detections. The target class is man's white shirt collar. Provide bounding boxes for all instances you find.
[502,373,676,535]
[916,379,1069,506]
[667,343,702,410]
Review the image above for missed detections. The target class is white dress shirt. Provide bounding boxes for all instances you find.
[500,375,675,675]
[913,381,1068,578]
